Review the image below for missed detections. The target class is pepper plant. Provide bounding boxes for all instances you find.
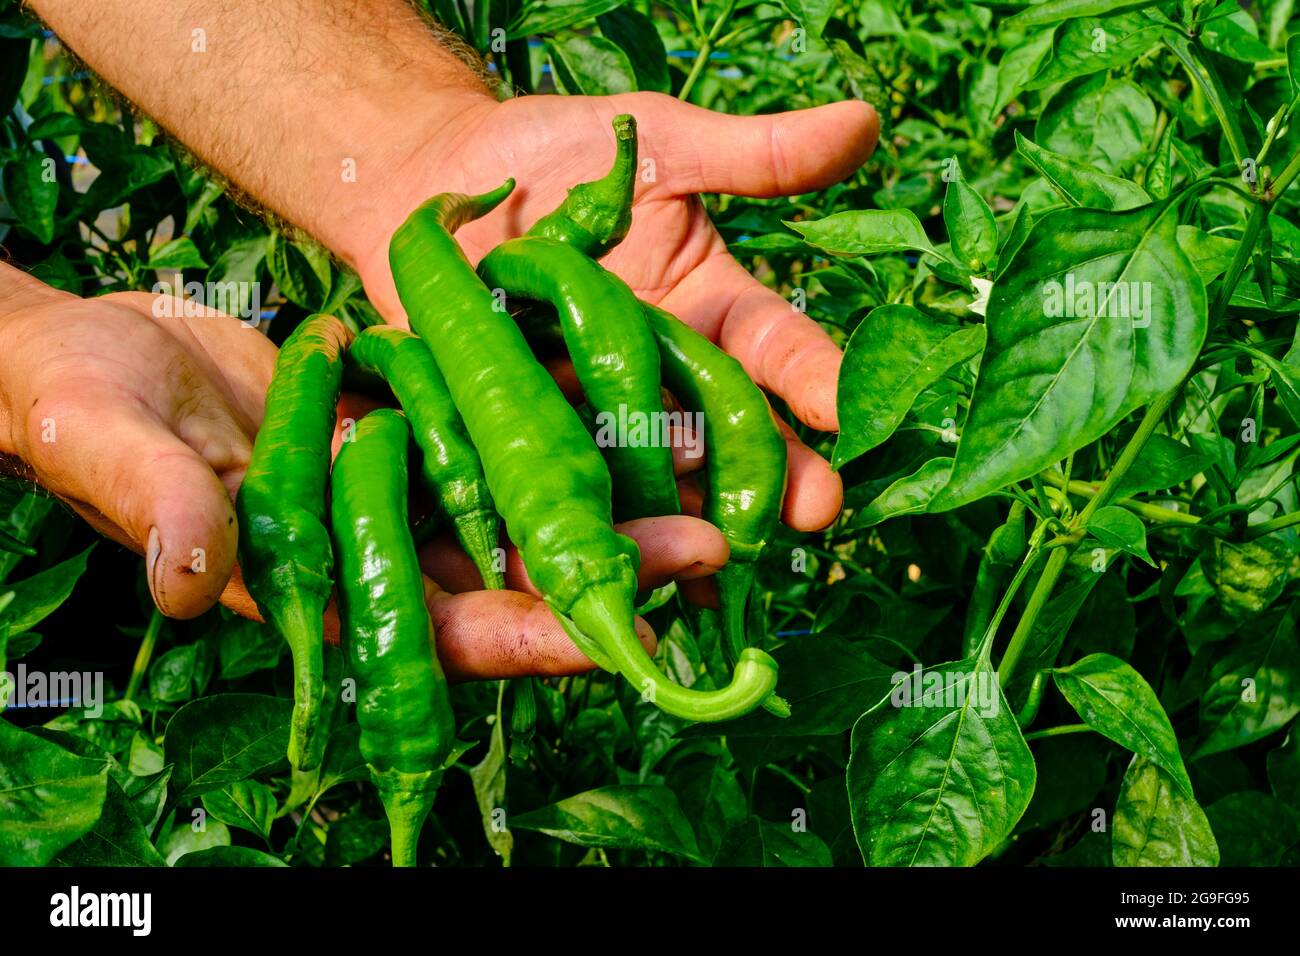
[2,0,1299,867]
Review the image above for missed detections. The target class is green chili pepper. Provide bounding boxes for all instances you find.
[527,114,637,259]
[236,313,351,772]
[389,182,779,722]
[347,327,504,589]
[478,237,679,521]
[641,304,787,666]
[331,408,455,867]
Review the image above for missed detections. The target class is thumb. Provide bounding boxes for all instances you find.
[28,401,238,619]
[649,97,880,198]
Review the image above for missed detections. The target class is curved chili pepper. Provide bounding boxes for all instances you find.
[641,304,788,667]
[527,114,637,259]
[389,182,779,722]
[347,327,503,589]
[236,313,351,772]
[478,237,679,521]
[331,408,455,867]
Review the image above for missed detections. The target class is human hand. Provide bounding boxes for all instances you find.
[352,92,880,531]
[0,264,719,676]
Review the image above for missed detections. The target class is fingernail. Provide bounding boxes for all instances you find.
[146,526,167,615]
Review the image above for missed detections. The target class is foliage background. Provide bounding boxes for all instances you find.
[1,0,1299,867]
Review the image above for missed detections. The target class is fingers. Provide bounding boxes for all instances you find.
[775,415,843,531]
[619,514,728,586]
[27,398,238,618]
[419,513,728,595]
[648,97,879,199]
[426,585,657,681]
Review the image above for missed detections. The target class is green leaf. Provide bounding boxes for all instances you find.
[1052,653,1192,797]
[0,546,93,640]
[51,776,166,867]
[147,236,207,270]
[206,236,268,320]
[854,458,954,527]
[1009,0,1163,29]
[163,693,290,799]
[173,845,288,866]
[148,643,207,703]
[943,174,998,270]
[680,635,899,738]
[991,29,1056,118]
[713,817,833,866]
[1016,132,1150,210]
[2,154,57,244]
[548,34,636,95]
[216,614,283,680]
[785,209,941,257]
[25,112,82,141]
[0,720,109,865]
[781,0,834,38]
[834,304,984,467]
[1087,505,1153,564]
[1036,73,1157,175]
[267,232,331,310]
[0,36,31,115]
[323,805,390,865]
[470,683,513,865]
[1193,613,1300,759]
[931,201,1207,510]
[158,816,230,866]
[1202,538,1290,619]
[1110,433,1211,498]
[598,8,670,93]
[508,0,627,39]
[511,784,703,860]
[1111,756,1218,866]
[1025,13,1170,91]
[848,658,1036,865]
[201,780,276,839]
[1204,791,1300,865]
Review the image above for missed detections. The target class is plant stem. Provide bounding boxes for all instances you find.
[1211,201,1269,322]
[998,387,1183,685]
[1267,146,1300,204]
[124,608,164,702]
[976,530,1044,664]
[677,0,738,101]
[1242,510,1300,540]
[1049,476,1203,526]
[1022,723,1093,742]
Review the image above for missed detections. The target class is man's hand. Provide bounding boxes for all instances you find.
[0,264,725,677]
[355,92,879,532]
[28,0,879,532]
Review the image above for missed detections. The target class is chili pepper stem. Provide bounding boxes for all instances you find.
[266,595,326,772]
[375,768,442,868]
[453,510,504,590]
[713,562,755,664]
[568,581,780,722]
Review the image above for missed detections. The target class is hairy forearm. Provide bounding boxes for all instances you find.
[26,0,495,265]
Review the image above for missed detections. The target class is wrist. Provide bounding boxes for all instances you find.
[341,91,502,323]
[0,262,70,327]
[310,83,499,273]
